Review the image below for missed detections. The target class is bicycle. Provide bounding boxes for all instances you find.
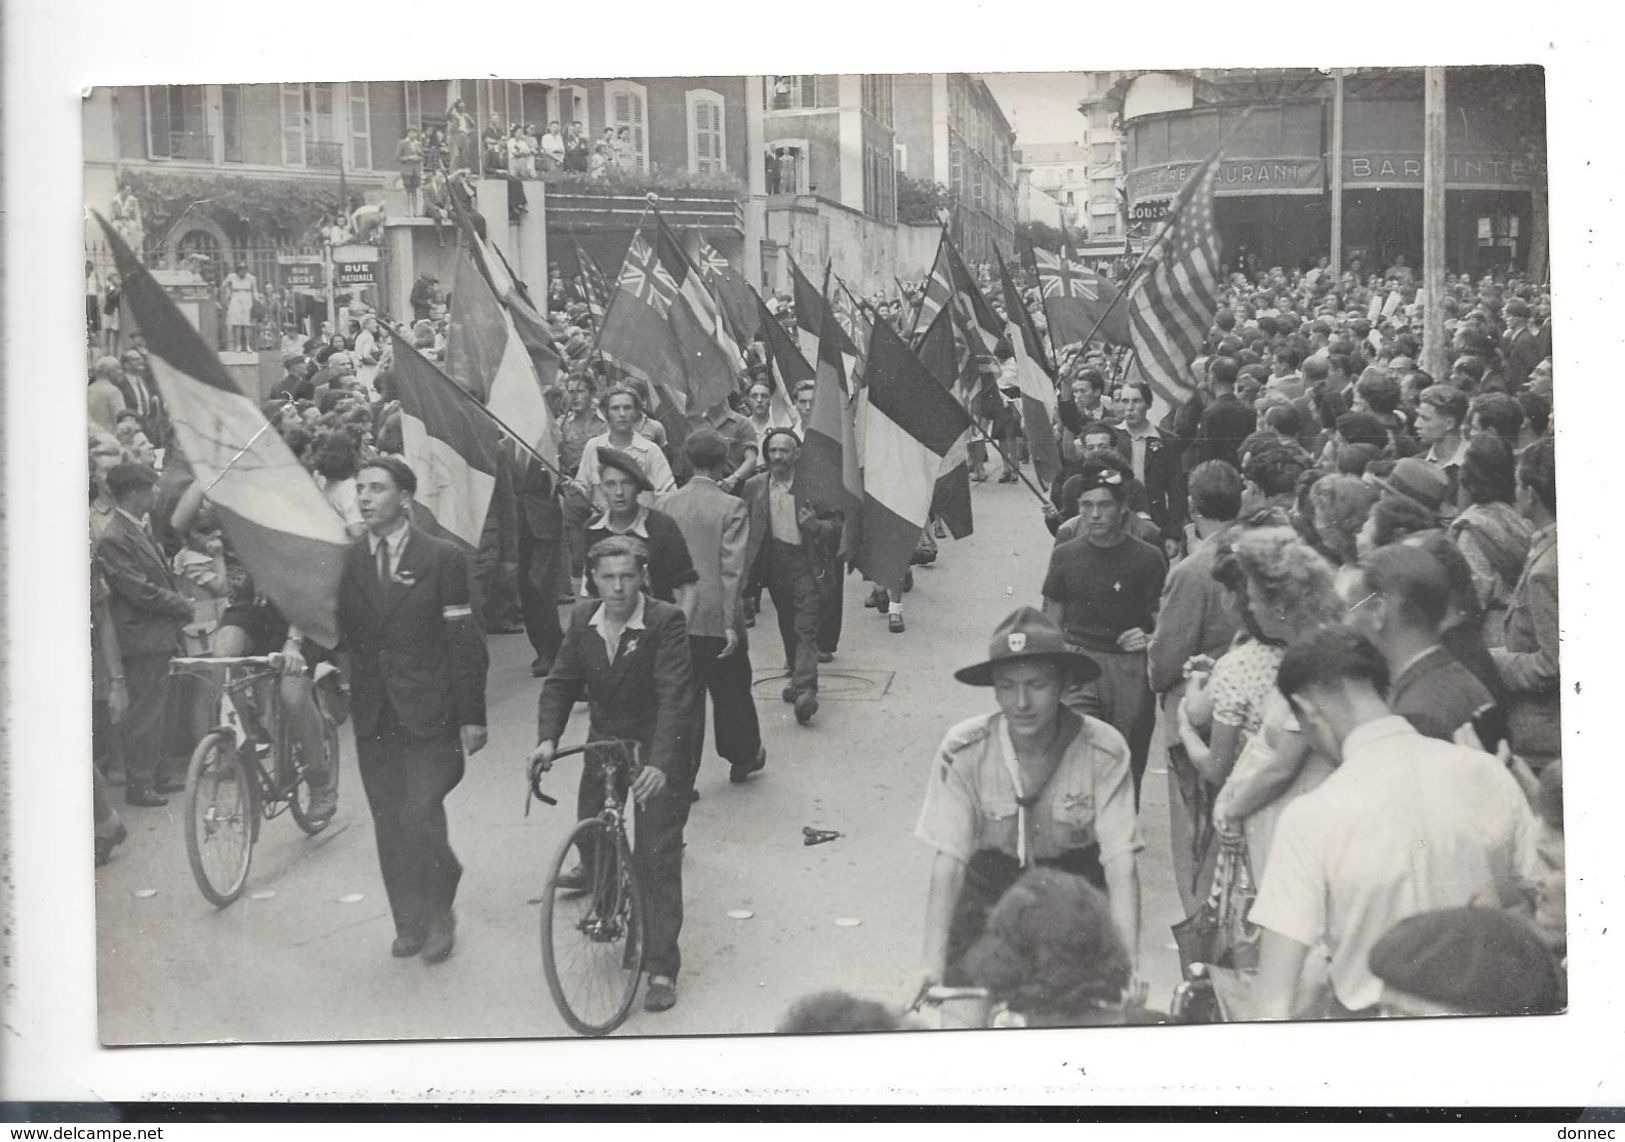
[526,738,647,1037]
[169,654,342,908]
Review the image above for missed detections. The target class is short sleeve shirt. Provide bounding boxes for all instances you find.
[1041,535,1167,653]
[914,711,1144,868]
[1210,639,1285,736]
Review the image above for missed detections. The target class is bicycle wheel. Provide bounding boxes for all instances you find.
[184,732,258,908]
[287,719,341,836]
[540,817,646,1036]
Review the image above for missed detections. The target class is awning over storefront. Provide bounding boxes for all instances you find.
[1124,95,1541,212]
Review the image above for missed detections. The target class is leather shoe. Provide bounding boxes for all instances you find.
[125,787,168,808]
[643,974,678,1013]
[421,910,456,964]
[781,685,798,703]
[889,613,905,634]
[730,748,766,784]
[817,650,834,664]
[530,658,551,678]
[392,933,425,958]
[794,691,819,725]
[155,778,187,794]
[553,864,590,894]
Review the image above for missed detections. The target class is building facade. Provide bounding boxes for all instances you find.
[1110,67,1548,276]
[1015,141,1089,230]
[892,73,1017,269]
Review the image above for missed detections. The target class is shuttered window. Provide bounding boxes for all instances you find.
[604,79,649,171]
[686,89,726,175]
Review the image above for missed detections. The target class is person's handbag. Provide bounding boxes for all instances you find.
[910,526,939,566]
[1174,835,1260,970]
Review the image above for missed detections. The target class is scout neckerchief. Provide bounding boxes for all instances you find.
[996,714,1072,868]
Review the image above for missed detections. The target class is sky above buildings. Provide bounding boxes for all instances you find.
[978,72,1090,146]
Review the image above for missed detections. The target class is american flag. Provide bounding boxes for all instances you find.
[616,232,677,320]
[1127,152,1222,409]
[572,238,609,321]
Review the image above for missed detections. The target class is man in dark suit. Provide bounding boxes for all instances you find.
[94,462,192,806]
[741,429,840,725]
[1195,356,1254,471]
[658,430,765,785]
[117,348,167,451]
[339,456,488,964]
[530,535,698,1013]
[1115,380,1185,547]
[1501,299,1543,391]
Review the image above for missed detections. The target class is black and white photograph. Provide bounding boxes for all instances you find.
[74,63,1568,1047]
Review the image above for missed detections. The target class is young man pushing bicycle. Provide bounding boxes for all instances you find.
[530,535,699,1014]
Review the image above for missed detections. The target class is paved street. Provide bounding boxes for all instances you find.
[96,476,1186,1044]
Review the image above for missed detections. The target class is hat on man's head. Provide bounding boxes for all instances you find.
[595,447,652,494]
[1504,299,1531,319]
[1373,456,1450,515]
[953,606,1101,687]
[1368,907,1561,1016]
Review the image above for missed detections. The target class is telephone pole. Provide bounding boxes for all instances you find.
[1421,67,1448,382]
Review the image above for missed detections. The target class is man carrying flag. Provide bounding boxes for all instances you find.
[995,249,1062,493]
[1126,151,1224,417]
[1027,243,1131,352]
[856,319,974,616]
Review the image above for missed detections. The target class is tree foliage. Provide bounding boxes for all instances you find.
[122,170,347,247]
[897,173,954,225]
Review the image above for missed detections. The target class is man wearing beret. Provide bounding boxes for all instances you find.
[1369,907,1562,1018]
[584,448,697,613]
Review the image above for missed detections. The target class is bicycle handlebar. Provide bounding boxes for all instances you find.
[171,655,282,667]
[525,739,642,815]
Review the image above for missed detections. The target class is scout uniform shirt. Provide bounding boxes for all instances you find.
[915,710,1143,869]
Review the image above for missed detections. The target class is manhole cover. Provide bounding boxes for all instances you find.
[751,669,894,702]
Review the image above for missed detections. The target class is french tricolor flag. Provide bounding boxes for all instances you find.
[856,320,973,594]
[96,215,350,648]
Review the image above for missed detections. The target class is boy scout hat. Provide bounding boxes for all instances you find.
[954,606,1100,687]
[596,447,653,493]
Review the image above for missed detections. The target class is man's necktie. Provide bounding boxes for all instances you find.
[377,540,390,586]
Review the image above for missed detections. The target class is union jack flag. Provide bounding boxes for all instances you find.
[616,233,678,320]
[1032,246,1105,303]
[696,235,730,282]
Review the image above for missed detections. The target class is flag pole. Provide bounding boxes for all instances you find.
[388,329,566,481]
[968,415,1051,507]
[201,418,278,497]
[584,195,657,362]
[1060,109,1254,354]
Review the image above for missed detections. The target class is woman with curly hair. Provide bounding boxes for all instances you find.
[1447,435,1532,648]
[1178,527,1342,790]
[956,867,1152,1026]
[1309,474,1379,569]
[1179,527,1343,874]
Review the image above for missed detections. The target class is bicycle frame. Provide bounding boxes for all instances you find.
[171,656,298,817]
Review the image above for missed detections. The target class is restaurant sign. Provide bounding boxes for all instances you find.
[1126,157,1325,202]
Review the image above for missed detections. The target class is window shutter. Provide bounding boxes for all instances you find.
[147,89,172,158]
[281,83,305,165]
[349,84,372,169]
[801,76,816,107]
[630,89,645,166]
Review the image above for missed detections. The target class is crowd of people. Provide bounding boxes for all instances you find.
[87,233,1565,1029]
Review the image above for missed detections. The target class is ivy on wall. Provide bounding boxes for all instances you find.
[123,170,347,247]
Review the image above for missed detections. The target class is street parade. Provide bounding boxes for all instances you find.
[79,68,1564,1044]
